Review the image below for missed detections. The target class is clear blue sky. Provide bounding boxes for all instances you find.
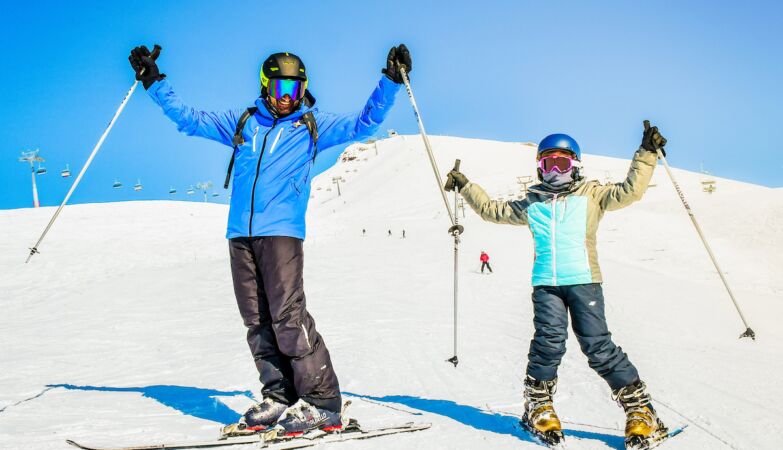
[2,0,781,209]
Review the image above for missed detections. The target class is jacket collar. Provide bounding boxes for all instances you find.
[528,177,585,197]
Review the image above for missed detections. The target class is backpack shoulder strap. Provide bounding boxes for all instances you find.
[300,111,319,163]
[224,107,258,189]
[232,107,258,146]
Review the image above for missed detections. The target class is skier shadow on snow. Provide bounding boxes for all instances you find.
[49,384,624,448]
[345,392,625,449]
[48,384,251,425]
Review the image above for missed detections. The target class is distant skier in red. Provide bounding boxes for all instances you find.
[480,251,493,274]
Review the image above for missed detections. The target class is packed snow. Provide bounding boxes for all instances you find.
[1,135,781,449]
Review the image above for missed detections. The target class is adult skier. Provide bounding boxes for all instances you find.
[128,44,411,435]
[479,251,493,274]
[445,122,669,450]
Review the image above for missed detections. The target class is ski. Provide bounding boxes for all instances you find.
[65,422,431,450]
[517,419,566,449]
[627,425,687,450]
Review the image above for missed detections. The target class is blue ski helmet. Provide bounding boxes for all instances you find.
[537,133,581,161]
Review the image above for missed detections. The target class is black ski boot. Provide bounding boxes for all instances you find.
[519,375,564,447]
[220,397,288,438]
[273,400,343,436]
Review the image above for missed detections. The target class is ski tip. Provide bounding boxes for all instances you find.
[65,440,89,450]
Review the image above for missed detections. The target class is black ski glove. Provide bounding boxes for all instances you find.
[381,44,412,84]
[641,120,667,156]
[444,169,469,192]
[129,45,164,90]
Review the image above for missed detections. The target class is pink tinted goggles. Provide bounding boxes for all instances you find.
[538,155,579,174]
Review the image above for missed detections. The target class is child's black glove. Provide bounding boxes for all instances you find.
[641,120,667,156]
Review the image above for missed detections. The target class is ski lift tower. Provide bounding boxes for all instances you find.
[19,149,44,208]
[195,181,213,202]
[700,164,717,193]
[516,175,534,197]
[332,176,345,196]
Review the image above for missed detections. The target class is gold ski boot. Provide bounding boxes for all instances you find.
[520,375,564,447]
[613,380,668,450]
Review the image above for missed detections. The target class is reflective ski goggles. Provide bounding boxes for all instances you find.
[538,155,580,174]
[268,78,306,100]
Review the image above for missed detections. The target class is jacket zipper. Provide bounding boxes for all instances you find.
[251,126,260,152]
[248,119,278,237]
[551,194,558,285]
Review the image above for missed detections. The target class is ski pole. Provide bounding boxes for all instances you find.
[25,45,162,264]
[398,66,457,227]
[398,66,465,365]
[446,160,462,367]
[650,122,755,340]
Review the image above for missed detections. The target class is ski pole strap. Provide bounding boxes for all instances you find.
[224,107,258,189]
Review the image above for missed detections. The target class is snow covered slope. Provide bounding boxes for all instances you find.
[1,135,781,450]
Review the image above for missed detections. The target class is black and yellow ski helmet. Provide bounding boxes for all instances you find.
[260,52,308,92]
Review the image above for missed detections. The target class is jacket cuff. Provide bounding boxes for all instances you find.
[636,147,659,165]
[379,74,402,94]
[145,78,169,97]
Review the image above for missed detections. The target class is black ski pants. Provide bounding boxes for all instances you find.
[481,262,493,273]
[526,283,639,391]
[229,236,341,412]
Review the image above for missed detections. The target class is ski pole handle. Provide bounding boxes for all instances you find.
[137,44,162,77]
[150,44,162,60]
[444,159,461,193]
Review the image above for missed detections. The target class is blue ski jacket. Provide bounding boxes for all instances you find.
[147,76,401,239]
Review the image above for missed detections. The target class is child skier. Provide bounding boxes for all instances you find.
[479,251,493,274]
[445,122,668,450]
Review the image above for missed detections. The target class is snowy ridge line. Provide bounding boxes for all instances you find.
[653,398,739,450]
[0,386,54,414]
